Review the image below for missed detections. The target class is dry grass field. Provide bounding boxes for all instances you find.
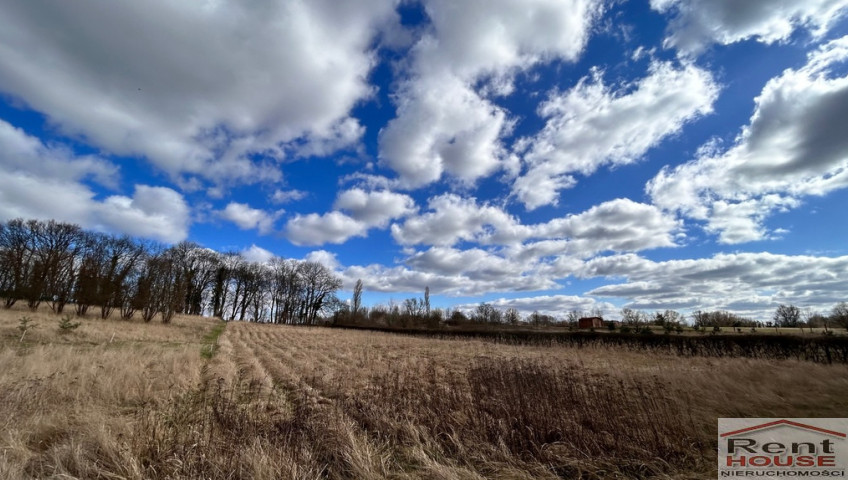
[2,306,847,479]
[0,304,220,479]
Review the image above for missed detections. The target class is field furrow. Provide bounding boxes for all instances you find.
[5,305,848,479]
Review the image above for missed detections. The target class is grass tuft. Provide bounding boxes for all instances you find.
[201,321,227,359]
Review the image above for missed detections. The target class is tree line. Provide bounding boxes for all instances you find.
[0,218,342,324]
[338,289,848,335]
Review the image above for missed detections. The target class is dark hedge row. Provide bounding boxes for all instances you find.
[333,324,848,364]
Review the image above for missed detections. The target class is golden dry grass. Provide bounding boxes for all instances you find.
[190,323,848,479]
[2,308,847,479]
[0,303,221,479]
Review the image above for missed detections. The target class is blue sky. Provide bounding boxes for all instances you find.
[2,0,848,321]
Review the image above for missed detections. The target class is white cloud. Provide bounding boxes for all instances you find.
[381,198,681,295]
[340,262,554,297]
[96,186,191,243]
[240,244,275,264]
[0,120,119,188]
[333,188,416,227]
[0,175,190,244]
[456,295,615,318]
[648,36,848,243]
[514,61,718,209]
[391,193,530,246]
[335,246,848,317]
[219,202,281,234]
[393,195,680,256]
[304,250,341,270]
[405,246,529,280]
[418,0,601,78]
[0,120,189,243]
[581,252,848,320]
[289,117,365,158]
[531,198,682,255]
[652,0,848,55]
[378,75,509,187]
[285,211,367,246]
[270,189,308,204]
[379,0,603,187]
[284,188,415,246]
[0,0,400,187]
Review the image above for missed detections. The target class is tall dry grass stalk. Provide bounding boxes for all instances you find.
[0,303,219,479]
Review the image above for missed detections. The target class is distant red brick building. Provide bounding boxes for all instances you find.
[578,317,604,329]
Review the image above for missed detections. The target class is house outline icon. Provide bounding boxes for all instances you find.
[721,419,847,439]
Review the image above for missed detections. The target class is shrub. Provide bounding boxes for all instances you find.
[18,316,36,342]
[57,314,82,333]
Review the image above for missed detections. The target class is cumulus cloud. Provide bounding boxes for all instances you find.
[0,120,189,243]
[219,202,281,235]
[379,0,603,187]
[270,189,308,204]
[240,244,275,264]
[581,252,848,320]
[0,176,190,244]
[534,198,682,254]
[417,0,600,78]
[379,76,509,187]
[335,247,848,316]
[381,198,681,296]
[393,194,680,257]
[652,0,848,55]
[0,0,400,187]
[392,194,530,246]
[96,186,191,243]
[514,61,718,209]
[284,189,415,246]
[455,295,616,318]
[285,212,366,246]
[333,188,416,227]
[648,36,848,243]
[405,246,529,279]
[340,262,555,296]
[0,119,118,187]
[304,250,341,270]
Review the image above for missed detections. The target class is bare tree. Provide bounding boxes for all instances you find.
[473,303,502,324]
[528,310,555,326]
[774,304,801,328]
[39,221,84,314]
[402,297,425,319]
[0,219,37,309]
[621,308,646,329]
[831,302,848,331]
[504,307,521,325]
[297,261,342,325]
[134,248,168,323]
[269,257,303,325]
[157,247,185,324]
[0,218,347,327]
[169,242,220,315]
[211,252,240,319]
